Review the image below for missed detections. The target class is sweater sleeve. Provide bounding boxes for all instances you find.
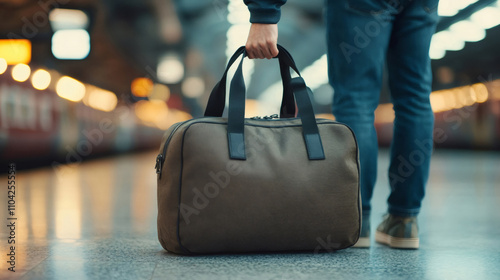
[243,0,287,24]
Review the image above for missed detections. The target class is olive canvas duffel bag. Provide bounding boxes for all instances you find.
[156,45,361,254]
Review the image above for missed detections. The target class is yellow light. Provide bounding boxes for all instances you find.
[149,83,171,101]
[472,83,488,103]
[88,88,118,112]
[131,77,153,97]
[315,113,335,120]
[430,92,447,113]
[374,103,395,123]
[244,99,261,118]
[0,58,7,74]
[0,39,32,65]
[173,110,192,122]
[56,76,85,102]
[11,63,31,82]
[154,109,192,130]
[490,80,500,101]
[135,100,169,123]
[31,69,51,90]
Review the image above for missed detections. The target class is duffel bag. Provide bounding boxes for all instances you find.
[156,45,361,254]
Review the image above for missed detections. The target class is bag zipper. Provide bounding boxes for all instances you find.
[250,114,279,120]
[155,121,184,177]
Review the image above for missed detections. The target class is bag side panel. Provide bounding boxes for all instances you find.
[157,125,187,254]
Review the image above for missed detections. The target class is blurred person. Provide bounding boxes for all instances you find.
[244,0,439,249]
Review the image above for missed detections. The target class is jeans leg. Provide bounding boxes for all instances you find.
[326,0,393,215]
[386,0,439,217]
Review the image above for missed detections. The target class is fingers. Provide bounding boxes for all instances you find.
[260,43,274,59]
[245,42,277,59]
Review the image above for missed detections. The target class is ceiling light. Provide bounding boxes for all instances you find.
[470,7,500,29]
[449,20,485,42]
[51,29,91,60]
[49,9,89,31]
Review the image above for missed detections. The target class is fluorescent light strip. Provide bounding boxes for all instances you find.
[431,1,500,60]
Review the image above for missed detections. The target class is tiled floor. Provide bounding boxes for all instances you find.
[0,149,499,280]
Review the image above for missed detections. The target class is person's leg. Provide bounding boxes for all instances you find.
[326,0,394,216]
[386,0,439,218]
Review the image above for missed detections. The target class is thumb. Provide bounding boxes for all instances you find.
[270,44,279,57]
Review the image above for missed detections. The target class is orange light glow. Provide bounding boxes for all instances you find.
[472,83,488,103]
[374,103,395,123]
[131,77,154,97]
[135,100,169,124]
[315,113,336,120]
[0,39,32,65]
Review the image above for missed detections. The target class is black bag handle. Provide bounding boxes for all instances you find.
[204,44,299,118]
[225,47,325,161]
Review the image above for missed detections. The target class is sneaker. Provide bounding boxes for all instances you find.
[352,214,370,248]
[375,214,419,249]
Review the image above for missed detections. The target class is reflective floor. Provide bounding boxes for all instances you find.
[1,149,499,280]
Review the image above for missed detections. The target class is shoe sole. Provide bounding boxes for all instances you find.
[375,231,419,249]
[352,237,370,248]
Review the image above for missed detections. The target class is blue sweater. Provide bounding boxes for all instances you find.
[244,0,287,23]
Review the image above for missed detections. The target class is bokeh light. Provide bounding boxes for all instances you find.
[157,55,184,84]
[0,39,31,65]
[56,76,85,102]
[181,77,205,98]
[131,77,154,97]
[149,84,171,101]
[31,69,52,90]
[12,63,31,82]
[0,58,7,74]
[87,87,118,112]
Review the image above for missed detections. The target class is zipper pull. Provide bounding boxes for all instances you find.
[263,114,279,120]
[155,154,164,175]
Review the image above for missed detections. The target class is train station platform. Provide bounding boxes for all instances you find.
[1,149,499,279]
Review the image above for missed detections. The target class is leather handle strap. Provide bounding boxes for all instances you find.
[226,50,325,161]
[204,46,245,118]
[204,44,300,118]
[290,77,325,160]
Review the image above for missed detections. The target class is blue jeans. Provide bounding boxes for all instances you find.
[326,0,439,217]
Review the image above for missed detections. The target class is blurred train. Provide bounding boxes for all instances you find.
[0,63,191,170]
[375,79,500,150]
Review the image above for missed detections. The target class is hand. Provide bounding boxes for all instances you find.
[245,23,279,59]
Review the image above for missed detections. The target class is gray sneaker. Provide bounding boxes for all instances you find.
[352,214,370,248]
[375,214,419,249]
